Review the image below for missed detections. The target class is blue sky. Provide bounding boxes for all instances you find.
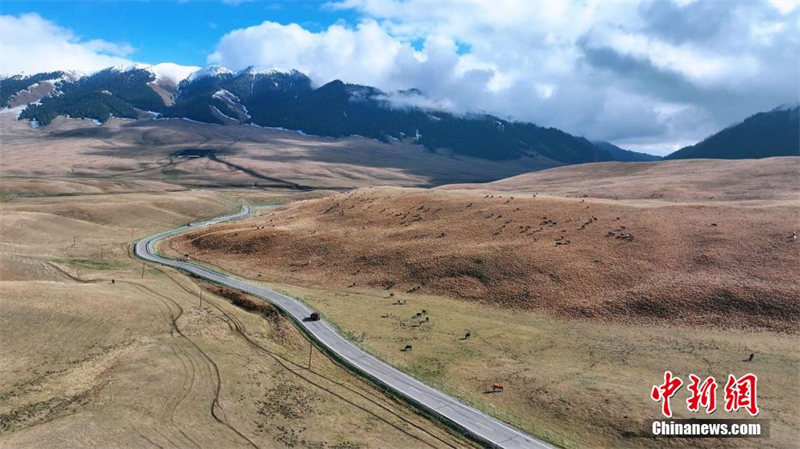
[1,0,798,154]
[1,1,357,66]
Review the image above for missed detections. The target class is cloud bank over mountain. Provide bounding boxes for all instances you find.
[208,0,799,154]
[0,13,137,75]
[1,1,798,155]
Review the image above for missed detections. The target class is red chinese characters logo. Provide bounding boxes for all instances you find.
[651,372,759,417]
[724,373,759,416]
[651,371,683,418]
[686,374,718,413]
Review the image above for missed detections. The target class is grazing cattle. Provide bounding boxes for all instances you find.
[463,332,471,340]
[492,384,504,392]
[111,279,115,284]
[402,344,413,351]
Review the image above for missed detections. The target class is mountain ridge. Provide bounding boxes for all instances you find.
[1,64,660,165]
[666,105,799,160]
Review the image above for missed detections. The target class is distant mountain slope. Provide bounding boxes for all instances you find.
[0,72,64,107]
[666,105,800,160]
[592,141,661,161]
[162,67,614,163]
[442,157,799,202]
[18,68,166,124]
[7,65,641,164]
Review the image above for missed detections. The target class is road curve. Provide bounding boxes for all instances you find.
[134,206,553,449]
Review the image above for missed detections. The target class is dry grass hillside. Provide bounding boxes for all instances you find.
[163,158,800,448]
[0,113,556,188]
[169,162,799,332]
[445,157,800,202]
[0,178,470,449]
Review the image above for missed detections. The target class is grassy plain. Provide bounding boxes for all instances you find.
[0,112,556,188]
[265,282,798,449]
[0,178,469,449]
[167,157,800,448]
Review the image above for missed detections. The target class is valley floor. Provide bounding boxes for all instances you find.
[0,178,470,449]
[164,158,800,448]
[2,156,798,449]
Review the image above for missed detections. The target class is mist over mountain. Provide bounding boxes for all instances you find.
[2,65,659,165]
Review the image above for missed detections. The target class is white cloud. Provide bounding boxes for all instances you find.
[582,27,759,87]
[0,13,136,75]
[769,0,798,14]
[3,3,797,156]
[210,0,799,155]
[209,20,408,88]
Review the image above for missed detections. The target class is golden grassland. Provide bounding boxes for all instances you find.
[0,178,469,449]
[170,188,799,332]
[0,113,555,188]
[260,282,799,449]
[166,158,800,448]
[444,156,800,202]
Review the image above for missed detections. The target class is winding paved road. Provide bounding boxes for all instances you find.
[135,206,553,449]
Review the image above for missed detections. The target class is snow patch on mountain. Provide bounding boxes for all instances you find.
[106,64,149,73]
[212,88,240,103]
[237,66,301,77]
[212,89,250,120]
[187,65,233,82]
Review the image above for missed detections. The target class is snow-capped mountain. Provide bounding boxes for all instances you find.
[0,64,662,163]
[186,65,233,82]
